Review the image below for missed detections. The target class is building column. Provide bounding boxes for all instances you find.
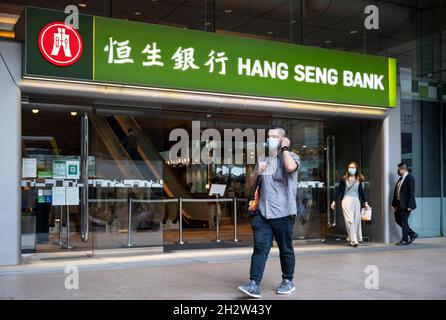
[0,41,22,265]
[384,87,403,243]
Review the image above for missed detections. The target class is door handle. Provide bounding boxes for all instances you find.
[80,113,89,242]
[326,135,336,228]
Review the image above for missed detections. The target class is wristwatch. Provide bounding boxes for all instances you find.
[281,146,290,153]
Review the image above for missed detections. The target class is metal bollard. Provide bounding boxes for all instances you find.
[233,197,239,242]
[54,205,64,246]
[124,198,134,247]
[65,206,73,249]
[176,197,185,244]
[214,196,222,242]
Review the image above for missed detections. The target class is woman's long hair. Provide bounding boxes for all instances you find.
[342,162,365,182]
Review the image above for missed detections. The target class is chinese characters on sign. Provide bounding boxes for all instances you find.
[103,37,227,74]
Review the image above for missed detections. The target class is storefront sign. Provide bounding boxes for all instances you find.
[22,158,37,178]
[65,160,80,179]
[52,160,66,179]
[38,21,83,66]
[37,189,52,204]
[51,187,66,206]
[24,7,396,108]
[65,187,79,205]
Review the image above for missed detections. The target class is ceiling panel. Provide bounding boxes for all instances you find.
[302,0,365,28]
[302,27,354,49]
[215,0,286,17]
[215,12,254,32]
[158,3,204,30]
[234,17,290,41]
[261,1,289,21]
[112,0,179,22]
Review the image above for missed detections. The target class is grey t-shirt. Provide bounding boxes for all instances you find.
[257,152,301,219]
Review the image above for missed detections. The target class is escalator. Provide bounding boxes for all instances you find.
[103,116,155,181]
[89,114,145,180]
[93,114,212,228]
[114,115,212,228]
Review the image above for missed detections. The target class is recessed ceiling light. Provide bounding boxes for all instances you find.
[206,114,212,118]
[350,30,358,34]
[325,40,332,44]
[225,9,232,14]
[78,3,87,8]
[32,109,39,114]
[134,11,142,16]
[71,112,78,116]
[267,31,274,35]
[303,145,307,148]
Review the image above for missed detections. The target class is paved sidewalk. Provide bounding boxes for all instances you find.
[0,238,445,300]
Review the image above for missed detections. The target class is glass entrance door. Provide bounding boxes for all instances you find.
[21,103,94,254]
[272,119,327,240]
[87,109,164,250]
[324,120,373,242]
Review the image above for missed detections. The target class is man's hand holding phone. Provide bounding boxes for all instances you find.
[258,161,268,175]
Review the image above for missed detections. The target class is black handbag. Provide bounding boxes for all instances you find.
[246,176,262,216]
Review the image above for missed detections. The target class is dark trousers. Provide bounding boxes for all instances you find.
[394,209,416,242]
[249,214,295,285]
[127,148,139,160]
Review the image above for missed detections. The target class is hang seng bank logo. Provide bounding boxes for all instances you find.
[38,22,83,66]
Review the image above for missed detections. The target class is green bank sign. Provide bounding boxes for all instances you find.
[25,7,397,108]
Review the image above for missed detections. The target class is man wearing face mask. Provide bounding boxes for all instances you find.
[392,163,418,245]
[238,125,301,298]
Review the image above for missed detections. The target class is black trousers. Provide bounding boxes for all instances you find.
[394,209,416,242]
[249,214,295,285]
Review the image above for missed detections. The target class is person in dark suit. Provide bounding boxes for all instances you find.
[392,163,418,245]
[122,128,139,160]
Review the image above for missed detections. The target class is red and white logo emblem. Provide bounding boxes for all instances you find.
[38,22,83,67]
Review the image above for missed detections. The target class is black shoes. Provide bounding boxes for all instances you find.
[396,233,419,246]
[409,233,419,243]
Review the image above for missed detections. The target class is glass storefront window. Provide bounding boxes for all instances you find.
[24,99,360,251]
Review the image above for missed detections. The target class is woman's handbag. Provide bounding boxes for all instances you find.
[247,176,262,215]
[361,207,372,221]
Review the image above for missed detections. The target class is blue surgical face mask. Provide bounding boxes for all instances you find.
[267,138,280,150]
[348,168,357,176]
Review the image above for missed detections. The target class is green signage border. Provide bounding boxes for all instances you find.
[24,7,397,108]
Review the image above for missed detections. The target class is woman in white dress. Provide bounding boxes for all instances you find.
[330,162,370,247]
